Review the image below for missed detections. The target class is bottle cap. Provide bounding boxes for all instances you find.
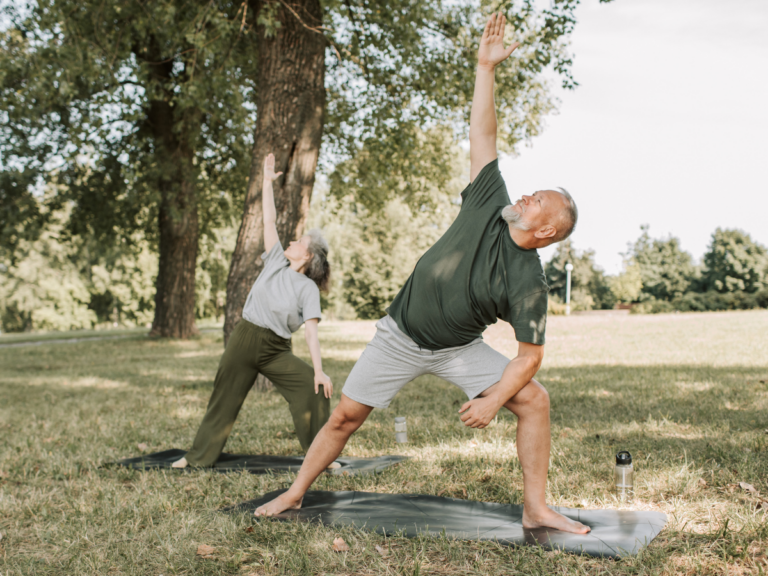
[615,451,632,465]
[395,417,406,423]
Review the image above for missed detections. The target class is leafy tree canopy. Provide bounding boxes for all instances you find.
[625,225,696,301]
[702,228,767,293]
[0,0,255,256]
[1,0,613,249]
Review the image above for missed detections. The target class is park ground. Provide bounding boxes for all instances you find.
[1,311,767,575]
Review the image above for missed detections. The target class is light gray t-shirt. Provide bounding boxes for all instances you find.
[241,241,322,339]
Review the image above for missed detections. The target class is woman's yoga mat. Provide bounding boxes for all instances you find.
[228,489,667,558]
[107,449,408,476]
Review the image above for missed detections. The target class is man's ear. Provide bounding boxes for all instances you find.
[534,225,556,239]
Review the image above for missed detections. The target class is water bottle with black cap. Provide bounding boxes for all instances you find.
[615,451,633,500]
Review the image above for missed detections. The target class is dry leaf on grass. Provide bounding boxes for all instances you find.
[437,489,447,497]
[739,482,758,494]
[137,442,148,451]
[698,478,707,487]
[332,537,349,552]
[375,544,388,558]
[196,544,216,558]
[468,439,479,448]
[245,526,254,533]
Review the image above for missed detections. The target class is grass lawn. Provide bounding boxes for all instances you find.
[1,310,767,575]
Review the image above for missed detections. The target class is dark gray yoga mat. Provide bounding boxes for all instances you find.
[107,449,408,476]
[228,489,666,558]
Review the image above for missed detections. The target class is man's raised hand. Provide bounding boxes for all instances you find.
[478,13,519,70]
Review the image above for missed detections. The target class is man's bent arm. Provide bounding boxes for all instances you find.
[459,341,543,428]
[486,341,543,408]
[469,13,519,182]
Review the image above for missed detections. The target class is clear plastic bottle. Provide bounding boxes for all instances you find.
[614,451,634,499]
[394,416,408,443]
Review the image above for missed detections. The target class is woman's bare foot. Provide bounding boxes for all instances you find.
[171,457,188,469]
[523,506,591,534]
[254,491,303,517]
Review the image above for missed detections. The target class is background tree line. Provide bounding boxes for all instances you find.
[8,0,760,334]
[3,167,767,332]
[545,225,768,315]
[2,0,602,340]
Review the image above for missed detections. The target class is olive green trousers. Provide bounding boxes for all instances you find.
[184,320,330,466]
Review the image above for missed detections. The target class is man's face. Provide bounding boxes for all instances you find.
[510,189,563,230]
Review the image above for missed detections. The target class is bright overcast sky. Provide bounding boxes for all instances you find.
[500,0,768,274]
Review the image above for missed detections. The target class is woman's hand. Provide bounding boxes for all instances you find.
[263,153,283,184]
[314,371,333,398]
[477,13,519,70]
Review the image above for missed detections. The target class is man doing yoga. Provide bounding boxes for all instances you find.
[256,13,588,534]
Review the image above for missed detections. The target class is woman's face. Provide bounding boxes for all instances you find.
[284,235,312,267]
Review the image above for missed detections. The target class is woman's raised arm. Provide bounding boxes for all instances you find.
[262,153,282,253]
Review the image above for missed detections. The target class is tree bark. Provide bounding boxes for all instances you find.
[144,48,200,339]
[224,0,326,344]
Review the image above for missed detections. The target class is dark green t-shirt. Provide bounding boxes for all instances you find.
[387,159,549,350]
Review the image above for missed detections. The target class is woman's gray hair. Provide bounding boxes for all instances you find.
[304,228,331,292]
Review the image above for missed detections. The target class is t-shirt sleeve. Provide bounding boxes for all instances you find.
[460,159,509,210]
[505,290,548,345]
[300,282,322,323]
[261,241,289,275]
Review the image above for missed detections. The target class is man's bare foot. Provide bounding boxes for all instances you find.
[254,492,303,517]
[523,506,591,534]
[171,457,188,469]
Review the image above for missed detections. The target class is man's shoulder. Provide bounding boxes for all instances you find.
[461,159,508,209]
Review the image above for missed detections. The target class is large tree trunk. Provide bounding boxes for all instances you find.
[150,159,200,339]
[224,0,326,345]
[144,51,200,339]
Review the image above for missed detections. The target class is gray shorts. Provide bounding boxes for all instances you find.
[342,315,511,409]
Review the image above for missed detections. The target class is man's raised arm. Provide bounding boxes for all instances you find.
[469,13,519,182]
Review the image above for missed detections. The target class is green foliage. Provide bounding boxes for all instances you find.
[195,228,236,321]
[1,0,608,333]
[321,0,590,210]
[632,289,768,314]
[608,260,642,304]
[0,190,237,332]
[0,207,96,332]
[701,228,768,293]
[625,225,696,301]
[0,0,254,248]
[544,240,614,310]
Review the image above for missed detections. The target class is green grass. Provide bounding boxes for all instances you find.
[1,310,767,575]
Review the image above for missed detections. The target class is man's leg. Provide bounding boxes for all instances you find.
[481,378,589,533]
[254,394,373,516]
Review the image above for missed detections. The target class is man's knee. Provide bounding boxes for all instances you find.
[512,380,550,413]
[327,403,368,434]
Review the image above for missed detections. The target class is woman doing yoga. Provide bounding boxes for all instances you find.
[173,153,332,468]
